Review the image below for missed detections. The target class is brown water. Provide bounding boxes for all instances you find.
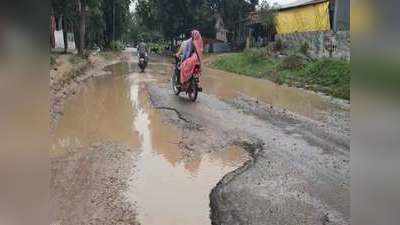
[125,71,249,225]
[156,55,345,122]
[202,67,332,121]
[52,62,250,225]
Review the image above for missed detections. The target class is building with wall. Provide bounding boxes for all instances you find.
[215,14,228,43]
[275,0,350,59]
[275,0,349,34]
[231,11,276,50]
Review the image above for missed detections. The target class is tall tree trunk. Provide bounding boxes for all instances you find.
[75,0,86,56]
[79,11,86,56]
[62,16,69,54]
[50,16,55,49]
[73,23,79,54]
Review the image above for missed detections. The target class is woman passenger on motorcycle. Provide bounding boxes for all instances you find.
[179,30,203,86]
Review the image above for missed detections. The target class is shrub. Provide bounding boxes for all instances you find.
[299,41,310,55]
[148,42,169,55]
[244,48,265,61]
[273,39,283,52]
[109,41,124,52]
[279,54,305,70]
[300,59,350,99]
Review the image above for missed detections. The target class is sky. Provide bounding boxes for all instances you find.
[266,0,297,5]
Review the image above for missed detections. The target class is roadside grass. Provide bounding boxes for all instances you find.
[213,52,278,79]
[278,59,350,100]
[212,50,350,100]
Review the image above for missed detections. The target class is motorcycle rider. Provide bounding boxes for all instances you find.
[137,40,148,64]
[175,30,193,85]
[180,30,203,85]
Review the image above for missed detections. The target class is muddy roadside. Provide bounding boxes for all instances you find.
[50,50,140,225]
[50,142,140,225]
[50,51,126,130]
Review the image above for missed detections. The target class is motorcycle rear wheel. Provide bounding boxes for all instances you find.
[171,73,181,95]
[138,63,145,73]
[188,80,198,102]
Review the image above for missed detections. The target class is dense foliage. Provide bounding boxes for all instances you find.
[133,0,253,42]
[51,0,265,54]
[51,0,133,54]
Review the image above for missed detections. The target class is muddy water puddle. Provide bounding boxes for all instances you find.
[203,67,334,121]
[150,57,345,122]
[126,72,249,225]
[52,75,139,155]
[52,61,250,225]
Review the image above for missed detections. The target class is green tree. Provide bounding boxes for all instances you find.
[135,0,219,41]
[51,0,132,54]
[86,0,106,49]
[102,0,132,48]
[257,0,277,30]
[257,1,277,33]
[206,0,252,32]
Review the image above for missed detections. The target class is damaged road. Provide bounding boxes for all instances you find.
[147,79,350,225]
[51,48,350,225]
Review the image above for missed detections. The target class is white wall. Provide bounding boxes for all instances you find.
[54,30,76,50]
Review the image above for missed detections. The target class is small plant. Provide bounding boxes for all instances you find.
[299,41,310,55]
[279,54,305,70]
[150,41,170,55]
[244,48,265,61]
[273,39,283,52]
[109,41,124,52]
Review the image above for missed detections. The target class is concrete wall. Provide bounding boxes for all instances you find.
[205,42,232,53]
[53,30,76,50]
[276,30,350,60]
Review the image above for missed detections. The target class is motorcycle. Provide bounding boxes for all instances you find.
[171,56,203,102]
[138,53,147,72]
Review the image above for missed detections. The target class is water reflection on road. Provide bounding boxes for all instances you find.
[126,70,250,225]
[203,67,333,121]
[52,63,250,224]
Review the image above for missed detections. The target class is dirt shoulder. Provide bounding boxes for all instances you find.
[50,52,124,130]
[50,142,140,225]
[50,50,139,225]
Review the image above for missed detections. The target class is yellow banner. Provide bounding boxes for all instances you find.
[276,1,331,34]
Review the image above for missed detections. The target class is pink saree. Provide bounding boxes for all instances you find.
[180,30,203,84]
